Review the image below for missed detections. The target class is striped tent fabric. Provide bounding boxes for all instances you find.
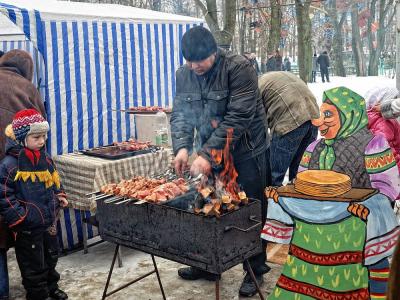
[0,1,201,156]
[57,208,98,252]
[0,1,202,250]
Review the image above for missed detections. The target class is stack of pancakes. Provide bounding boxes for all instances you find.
[294,170,351,197]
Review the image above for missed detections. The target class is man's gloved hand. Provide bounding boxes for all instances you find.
[174,148,189,177]
[190,155,211,176]
[265,186,279,203]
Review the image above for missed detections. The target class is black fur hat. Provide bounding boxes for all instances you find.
[181,26,217,62]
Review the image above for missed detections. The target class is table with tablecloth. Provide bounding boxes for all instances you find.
[52,148,173,250]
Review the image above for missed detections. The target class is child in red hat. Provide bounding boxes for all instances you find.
[0,109,68,300]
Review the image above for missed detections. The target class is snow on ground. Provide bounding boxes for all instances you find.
[7,241,282,300]
[307,75,396,106]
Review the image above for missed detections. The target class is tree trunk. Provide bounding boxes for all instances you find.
[238,0,245,54]
[193,0,236,49]
[351,2,367,76]
[367,0,395,75]
[328,0,346,77]
[267,0,282,54]
[295,0,312,82]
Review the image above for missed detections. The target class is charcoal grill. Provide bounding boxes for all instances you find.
[94,190,265,299]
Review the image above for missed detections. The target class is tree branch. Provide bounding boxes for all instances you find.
[339,12,347,28]
[385,9,396,29]
[193,0,207,15]
[193,0,220,32]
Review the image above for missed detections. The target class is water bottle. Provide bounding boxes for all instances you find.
[155,111,169,147]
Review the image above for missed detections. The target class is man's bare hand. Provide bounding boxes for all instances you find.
[190,156,211,176]
[265,186,279,203]
[58,196,68,208]
[174,148,189,177]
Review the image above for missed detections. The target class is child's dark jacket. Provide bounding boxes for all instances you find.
[0,138,64,232]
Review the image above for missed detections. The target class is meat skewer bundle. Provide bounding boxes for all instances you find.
[128,106,172,113]
[100,176,189,204]
[112,138,151,151]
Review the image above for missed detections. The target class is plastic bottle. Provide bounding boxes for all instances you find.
[154,111,169,147]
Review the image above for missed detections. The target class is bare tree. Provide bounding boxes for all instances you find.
[267,0,282,54]
[193,0,237,48]
[295,0,313,82]
[351,2,367,76]
[328,0,347,76]
[367,0,395,75]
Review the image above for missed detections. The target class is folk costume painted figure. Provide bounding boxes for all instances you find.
[299,87,400,200]
[262,87,400,300]
[0,109,68,300]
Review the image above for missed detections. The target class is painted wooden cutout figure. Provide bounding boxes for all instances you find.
[263,87,400,300]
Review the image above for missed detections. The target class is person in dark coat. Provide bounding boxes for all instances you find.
[0,109,68,300]
[275,49,283,71]
[265,52,276,72]
[317,51,330,82]
[311,53,318,82]
[0,50,46,161]
[0,49,46,300]
[171,26,270,297]
[283,57,291,71]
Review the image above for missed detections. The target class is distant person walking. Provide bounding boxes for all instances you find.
[275,50,282,71]
[265,52,276,72]
[283,57,291,72]
[311,53,318,82]
[317,51,330,82]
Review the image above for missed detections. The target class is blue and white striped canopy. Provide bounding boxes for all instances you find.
[0,1,202,155]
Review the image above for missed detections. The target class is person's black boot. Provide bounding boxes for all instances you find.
[239,272,264,297]
[49,289,68,300]
[178,267,220,281]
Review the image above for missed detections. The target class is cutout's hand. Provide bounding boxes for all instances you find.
[265,186,279,203]
[347,203,369,221]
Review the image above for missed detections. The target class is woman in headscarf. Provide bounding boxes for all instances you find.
[299,86,400,201]
[297,86,400,298]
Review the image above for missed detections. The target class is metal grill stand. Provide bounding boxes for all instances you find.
[101,244,166,300]
[101,243,264,300]
[96,191,266,300]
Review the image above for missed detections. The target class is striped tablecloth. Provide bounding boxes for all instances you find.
[53,148,173,210]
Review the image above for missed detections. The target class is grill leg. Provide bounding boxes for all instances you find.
[151,254,166,300]
[117,247,123,268]
[245,259,265,300]
[102,244,120,300]
[81,210,88,254]
[215,278,220,300]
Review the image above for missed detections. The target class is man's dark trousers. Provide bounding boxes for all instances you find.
[236,151,270,275]
[268,121,318,186]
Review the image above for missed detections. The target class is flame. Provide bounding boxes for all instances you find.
[210,128,240,200]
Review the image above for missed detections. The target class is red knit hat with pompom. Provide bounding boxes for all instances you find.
[12,109,49,143]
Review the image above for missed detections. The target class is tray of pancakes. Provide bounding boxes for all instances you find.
[294,170,351,197]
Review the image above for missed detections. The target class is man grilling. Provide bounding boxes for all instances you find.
[170,26,270,297]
